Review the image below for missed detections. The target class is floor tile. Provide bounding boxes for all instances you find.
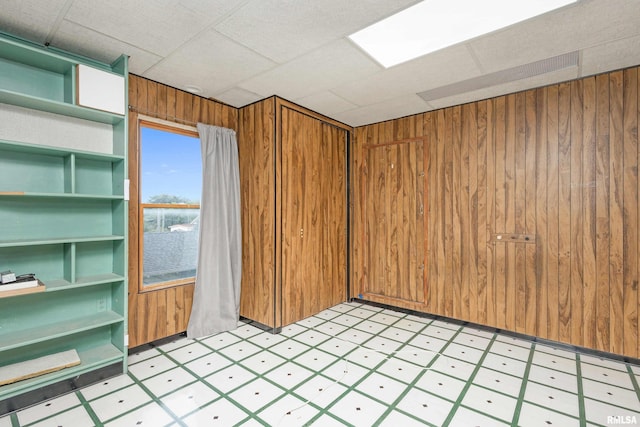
[160,381,220,418]
[27,406,94,427]
[181,397,249,426]
[481,352,527,378]
[269,339,311,359]
[17,393,81,426]
[461,384,518,423]
[453,332,493,350]
[240,349,287,374]
[183,352,233,377]
[345,346,389,369]
[336,327,374,345]
[394,317,430,333]
[155,337,192,352]
[376,357,425,384]
[524,381,579,418]
[348,307,379,319]
[293,329,332,346]
[379,326,417,343]
[394,387,453,426]
[494,334,532,348]
[369,312,402,326]
[128,347,162,365]
[80,374,135,402]
[325,390,388,427]
[140,367,198,398]
[246,330,287,349]
[293,347,340,372]
[128,354,179,380]
[279,323,307,337]
[89,384,152,423]
[308,413,351,426]
[314,308,342,320]
[517,402,581,427]
[580,362,634,389]
[527,363,579,394]
[229,323,264,339]
[216,340,262,362]
[582,378,640,411]
[255,394,319,427]
[198,331,241,350]
[321,359,370,386]
[430,319,461,330]
[362,335,404,352]
[421,325,459,341]
[203,364,257,393]
[490,341,531,361]
[297,316,326,328]
[317,337,359,357]
[431,354,477,381]
[292,374,348,409]
[228,377,285,412]
[353,319,389,334]
[408,334,449,353]
[393,344,439,367]
[448,406,509,426]
[331,313,363,328]
[443,342,485,364]
[264,361,315,389]
[531,350,577,375]
[378,410,431,426]
[355,372,408,405]
[103,401,174,427]
[0,417,10,427]
[535,343,579,360]
[462,327,496,340]
[313,321,348,336]
[584,398,640,426]
[328,303,359,313]
[472,367,523,397]
[415,369,466,402]
[580,354,628,371]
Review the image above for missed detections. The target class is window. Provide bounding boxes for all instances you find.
[139,121,201,290]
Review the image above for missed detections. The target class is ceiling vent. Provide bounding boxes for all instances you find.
[417,50,579,102]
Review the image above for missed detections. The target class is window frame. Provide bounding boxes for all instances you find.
[137,119,201,292]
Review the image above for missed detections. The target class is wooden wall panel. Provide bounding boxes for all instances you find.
[352,65,640,358]
[237,98,276,327]
[128,75,238,348]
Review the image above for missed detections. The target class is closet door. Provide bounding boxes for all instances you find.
[280,107,346,325]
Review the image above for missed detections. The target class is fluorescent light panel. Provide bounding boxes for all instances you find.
[349,0,577,68]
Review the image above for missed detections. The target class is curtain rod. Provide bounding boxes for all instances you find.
[128,105,199,127]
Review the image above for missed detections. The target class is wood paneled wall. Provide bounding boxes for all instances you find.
[128,75,238,348]
[352,66,640,358]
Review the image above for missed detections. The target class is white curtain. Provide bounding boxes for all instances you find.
[187,123,241,339]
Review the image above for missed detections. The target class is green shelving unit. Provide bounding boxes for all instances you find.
[0,32,128,402]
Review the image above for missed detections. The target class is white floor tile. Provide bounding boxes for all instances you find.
[269,339,311,359]
[246,330,287,348]
[203,364,257,393]
[229,324,263,339]
[490,341,532,361]
[580,363,634,389]
[353,319,388,334]
[376,357,425,384]
[313,321,348,336]
[472,367,523,396]
[89,384,152,423]
[0,416,11,427]
[584,398,640,426]
[494,334,532,348]
[369,312,401,326]
[421,325,459,341]
[160,381,220,418]
[227,377,285,412]
[255,394,319,427]
[345,347,389,369]
[80,375,135,401]
[293,329,332,346]
[240,349,287,374]
[362,335,404,352]
[431,354,477,381]
[317,337,359,357]
[336,328,374,345]
[292,374,348,408]
[321,359,370,387]
[128,347,162,365]
[443,342,486,364]
[103,402,174,427]
[535,343,579,360]
[155,337,192,352]
[461,385,518,423]
[141,367,197,398]
[518,402,581,427]
[524,381,579,417]
[580,354,628,371]
[331,314,363,328]
[379,326,416,343]
[429,319,461,331]
[447,406,509,426]
[198,332,241,350]
[394,317,430,333]
[314,308,342,320]
[481,353,527,378]
[293,347,340,372]
[326,390,388,427]
[463,327,496,340]
[308,413,351,426]
[167,342,216,364]
[264,361,315,389]
[297,316,326,328]
[531,350,577,375]
[408,334,448,353]
[415,369,466,402]
[528,364,579,394]
[26,405,94,427]
[279,323,307,337]
[348,307,378,319]
[582,378,640,411]
[355,372,408,405]
[216,340,262,362]
[17,392,81,426]
[453,332,493,350]
[183,352,233,378]
[393,345,439,367]
[394,387,453,426]
[128,354,178,380]
[181,398,249,426]
[379,410,431,426]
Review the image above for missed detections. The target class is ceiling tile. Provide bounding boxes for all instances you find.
[238,39,381,100]
[51,20,162,74]
[334,94,432,127]
[334,43,482,106]
[64,0,238,56]
[0,0,68,43]
[581,35,640,77]
[295,91,358,117]
[213,87,264,108]
[214,0,421,63]
[468,0,640,73]
[143,28,276,97]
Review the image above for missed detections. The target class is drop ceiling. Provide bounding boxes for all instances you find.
[1,0,639,127]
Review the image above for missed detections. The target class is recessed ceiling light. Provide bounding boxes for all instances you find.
[184,85,202,94]
[349,0,577,68]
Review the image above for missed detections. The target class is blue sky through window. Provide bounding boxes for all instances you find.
[141,126,202,203]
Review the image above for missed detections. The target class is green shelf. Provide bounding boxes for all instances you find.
[45,274,126,292]
[0,192,123,200]
[0,235,124,248]
[0,311,124,352]
[0,139,124,161]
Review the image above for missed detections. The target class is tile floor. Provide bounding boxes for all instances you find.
[2,301,640,426]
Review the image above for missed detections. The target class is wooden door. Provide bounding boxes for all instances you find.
[280,107,346,325]
[361,139,428,307]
